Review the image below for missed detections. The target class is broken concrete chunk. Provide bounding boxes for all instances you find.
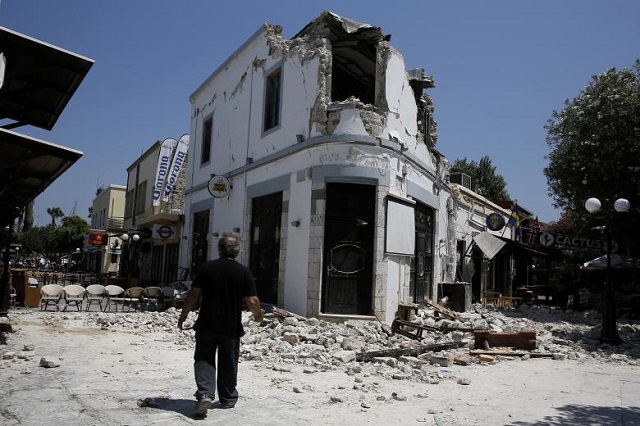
[39,357,60,368]
[453,353,473,366]
[478,354,495,364]
[333,350,356,363]
[281,333,299,345]
[430,352,453,367]
[282,317,299,327]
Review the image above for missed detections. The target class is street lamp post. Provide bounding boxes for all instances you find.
[120,233,140,284]
[584,197,630,344]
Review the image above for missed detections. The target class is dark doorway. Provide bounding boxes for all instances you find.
[471,246,483,303]
[410,203,434,304]
[191,210,209,277]
[322,183,375,315]
[249,192,282,304]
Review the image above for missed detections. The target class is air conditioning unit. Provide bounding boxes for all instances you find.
[449,172,472,189]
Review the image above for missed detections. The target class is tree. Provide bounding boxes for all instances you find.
[545,60,640,344]
[50,215,89,256]
[22,201,34,232]
[544,59,640,238]
[46,207,65,228]
[452,156,510,203]
[17,226,48,258]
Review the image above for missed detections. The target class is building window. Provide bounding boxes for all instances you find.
[125,189,135,219]
[201,116,212,165]
[134,181,147,215]
[263,68,282,132]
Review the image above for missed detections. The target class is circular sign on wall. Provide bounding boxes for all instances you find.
[486,212,505,231]
[208,175,231,198]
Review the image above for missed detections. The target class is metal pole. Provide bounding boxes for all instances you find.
[601,225,622,344]
[0,222,14,315]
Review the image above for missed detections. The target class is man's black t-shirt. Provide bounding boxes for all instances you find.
[191,257,257,338]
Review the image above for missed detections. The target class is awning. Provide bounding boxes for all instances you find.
[472,232,506,260]
[0,26,94,130]
[0,26,92,227]
[0,127,82,226]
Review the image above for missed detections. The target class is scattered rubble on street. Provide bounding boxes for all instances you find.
[3,302,638,384]
[1,304,639,425]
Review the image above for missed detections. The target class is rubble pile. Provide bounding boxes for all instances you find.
[3,303,639,384]
[85,304,640,362]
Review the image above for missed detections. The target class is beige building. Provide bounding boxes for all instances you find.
[86,184,126,275]
[122,138,189,286]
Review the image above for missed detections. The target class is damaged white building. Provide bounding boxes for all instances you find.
[182,11,517,323]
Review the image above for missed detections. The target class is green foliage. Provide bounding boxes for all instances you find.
[17,215,89,262]
[17,226,48,257]
[51,216,90,255]
[544,59,640,238]
[452,156,510,203]
[46,206,65,227]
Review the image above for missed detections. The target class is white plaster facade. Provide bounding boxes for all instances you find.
[182,12,518,323]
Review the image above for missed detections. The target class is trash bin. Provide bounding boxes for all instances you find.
[24,278,41,308]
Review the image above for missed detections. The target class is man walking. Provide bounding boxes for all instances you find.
[178,231,264,419]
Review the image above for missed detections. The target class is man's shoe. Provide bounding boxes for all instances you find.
[192,397,212,418]
[220,400,236,409]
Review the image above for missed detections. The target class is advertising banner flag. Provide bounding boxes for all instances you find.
[152,137,177,206]
[162,134,189,202]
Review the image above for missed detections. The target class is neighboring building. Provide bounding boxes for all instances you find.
[448,183,515,301]
[122,138,189,286]
[85,184,126,275]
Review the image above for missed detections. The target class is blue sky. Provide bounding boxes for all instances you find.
[2,1,639,226]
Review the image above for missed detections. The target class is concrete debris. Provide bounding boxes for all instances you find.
[4,303,639,384]
[39,357,60,368]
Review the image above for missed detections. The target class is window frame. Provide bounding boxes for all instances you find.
[262,65,283,135]
[200,114,213,166]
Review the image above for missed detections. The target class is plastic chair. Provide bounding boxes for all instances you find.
[40,284,65,311]
[63,284,86,311]
[104,285,126,312]
[9,286,17,308]
[122,286,145,312]
[160,286,176,310]
[85,284,107,311]
[143,286,162,311]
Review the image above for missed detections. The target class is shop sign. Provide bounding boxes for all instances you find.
[208,175,231,198]
[486,212,505,231]
[152,224,176,240]
[538,231,616,254]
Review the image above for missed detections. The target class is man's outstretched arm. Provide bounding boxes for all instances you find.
[243,295,264,322]
[178,287,202,329]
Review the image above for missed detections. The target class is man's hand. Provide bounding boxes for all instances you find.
[253,309,265,323]
[177,314,187,330]
[177,287,202,330]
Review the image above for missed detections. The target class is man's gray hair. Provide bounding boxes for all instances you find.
[218,231,242,259]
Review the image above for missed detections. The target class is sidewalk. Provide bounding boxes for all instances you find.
[1,309,639,425]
